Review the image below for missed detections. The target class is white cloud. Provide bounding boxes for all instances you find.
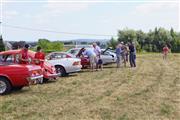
[3,10,19,19]
[131,2,179,31]
[30,1,94,26]
[133,2,178,14]
[43,0,92,16]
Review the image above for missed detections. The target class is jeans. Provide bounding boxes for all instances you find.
[116,55,121,68]
[129,52,136,67]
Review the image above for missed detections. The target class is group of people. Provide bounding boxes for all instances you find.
[115,42,136,68]
[77,42,137,72]
[77,43,103,72]
[19,44,45,67]
[19,42,170,74]
[19,44,45,83]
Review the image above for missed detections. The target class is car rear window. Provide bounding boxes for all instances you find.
[0,55,15,65]
[0,55,3,62]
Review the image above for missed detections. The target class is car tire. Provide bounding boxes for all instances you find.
[13,86,23,91]
[55,66,67,77]
[43,78,49,83]
[0,77,12,95]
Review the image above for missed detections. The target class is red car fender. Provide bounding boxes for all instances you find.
[0,74,12,85]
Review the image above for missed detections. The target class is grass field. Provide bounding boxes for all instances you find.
[0,54,180,120]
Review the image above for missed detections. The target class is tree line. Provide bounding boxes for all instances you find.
[108,27,180,53]
[0,27,180,53]
[0,38,64,53]
[37,39,64,53]
[0,35,5,52]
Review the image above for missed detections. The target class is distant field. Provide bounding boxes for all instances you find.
[0,54,180,120]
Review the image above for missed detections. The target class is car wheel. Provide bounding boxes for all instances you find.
[43,78,49,83]
[13,86,23,91]
[0,77,12,95]
[55,66,67,77]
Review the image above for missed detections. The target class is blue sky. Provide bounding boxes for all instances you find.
[1,0,179,41]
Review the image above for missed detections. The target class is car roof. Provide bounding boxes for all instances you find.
[70,47,93,50]
[0,50,21,55]
[51,51,75,56]
[50,52,68,54]
[0,49,35,56]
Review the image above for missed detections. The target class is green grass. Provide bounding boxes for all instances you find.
[0,53,180,120]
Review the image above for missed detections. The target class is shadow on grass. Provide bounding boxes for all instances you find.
[65,74,78,77]
[43,80,56,84]
[10,88,29,95]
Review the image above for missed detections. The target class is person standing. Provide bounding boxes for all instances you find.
[125,44,129,62]
[93,43,101,70]
[121,42,128,67]
[82,48,97,72]
[115,44,122,68]
[129,42,136,67]
[34,46,45,67]
[162,44,169,60]
[34,46,45,84]
[19,44,30,64]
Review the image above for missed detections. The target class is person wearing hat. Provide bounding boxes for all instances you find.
[19,44,30,64]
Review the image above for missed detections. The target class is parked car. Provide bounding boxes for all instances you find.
[0,56,43,95]
[67,48,116,68]
[0,50,59,82]
[27,51,60,81]
[46,52,82,76]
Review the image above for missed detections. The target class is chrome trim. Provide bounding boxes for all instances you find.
[0,81,7,94]
[28,75,43,81]
[48,73,61,77]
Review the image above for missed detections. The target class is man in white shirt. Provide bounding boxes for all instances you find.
[93,43,101,70]
[81,48,97,71]
[93,43,101,56]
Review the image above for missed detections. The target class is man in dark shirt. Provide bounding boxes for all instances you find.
[129,42,136,67]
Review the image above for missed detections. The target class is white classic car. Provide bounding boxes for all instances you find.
[46,52,82,76]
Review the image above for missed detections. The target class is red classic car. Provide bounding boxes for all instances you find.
[0,62,43,95]
[0,50,59,82]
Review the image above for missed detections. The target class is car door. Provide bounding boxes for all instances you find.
[101,51,114,64]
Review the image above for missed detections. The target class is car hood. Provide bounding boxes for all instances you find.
[48,57,81,62]
[0,64,41,72]
[24,65,42,71]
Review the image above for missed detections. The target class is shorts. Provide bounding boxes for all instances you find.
[89,55,97,64]
[121,53,126,60]
[98,59,103,65]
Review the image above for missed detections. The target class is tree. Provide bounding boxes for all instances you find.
[117,28,137,43]
[0,35,5,52]
[116,27,180,53]
[107,37,118,49]
[136,30,146,49]
[38,39,64,53]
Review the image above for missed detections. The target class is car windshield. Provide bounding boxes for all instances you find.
[0,54,15,64]
[67,49,80,55]
[0,55,3,62]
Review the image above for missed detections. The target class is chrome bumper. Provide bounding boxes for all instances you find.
[28,75,43,81]
[48,73,61,77]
